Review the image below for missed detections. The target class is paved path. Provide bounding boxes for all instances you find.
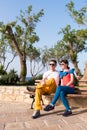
[0,102,87,130]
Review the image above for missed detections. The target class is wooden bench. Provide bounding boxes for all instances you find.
[79,80,87,87]
[24,87,87,109]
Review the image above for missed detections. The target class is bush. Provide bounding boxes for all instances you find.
[26,78,35,85]
[27,74,43,85]
[0,75,9,85]
[0,69,43,86]
[18,78,35,86]
[8,69,20,85]
[0,69,19,85]
[35,74,43,80]
[0,65,7,75]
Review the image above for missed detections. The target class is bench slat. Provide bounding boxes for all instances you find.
[67,94,87,98]
[24,91,34,95]
[24,91,87,97]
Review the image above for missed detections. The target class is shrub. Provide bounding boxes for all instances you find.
[0,69,19,85]
[8,69,19,85]
[0,65,7,75]
[35,74,43,80]
[0,75,9,85]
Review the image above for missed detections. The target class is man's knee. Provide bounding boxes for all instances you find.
[45,78,56,86]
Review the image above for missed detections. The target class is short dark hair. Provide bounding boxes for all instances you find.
[49,59,57,65]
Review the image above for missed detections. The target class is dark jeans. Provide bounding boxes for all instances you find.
[51,86,75,110]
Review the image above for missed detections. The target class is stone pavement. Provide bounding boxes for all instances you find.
[0,102,87,130]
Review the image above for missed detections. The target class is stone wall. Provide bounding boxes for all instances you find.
[0,86,32,104]
[0,86,51,106]
[0,86,87,108]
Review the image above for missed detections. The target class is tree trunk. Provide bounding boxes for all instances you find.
[72,61,81,76]
[6,25,27,81]
[20,55,27,82]
[68,42,81,76]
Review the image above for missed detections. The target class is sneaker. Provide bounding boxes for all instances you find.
[63,110,72,117]
[32,110,40,119]
[44,104,54,111]
[26,86,35,92]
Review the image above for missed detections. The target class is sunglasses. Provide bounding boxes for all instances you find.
[49,64,55,66]
[60,63,65,66]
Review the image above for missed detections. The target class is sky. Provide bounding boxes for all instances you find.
[0,0,87,76]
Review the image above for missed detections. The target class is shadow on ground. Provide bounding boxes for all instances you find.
[39,106,87,117]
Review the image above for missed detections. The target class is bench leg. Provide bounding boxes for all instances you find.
[41,97,44,105]
[30,96,44,109]
[31,98,35,109]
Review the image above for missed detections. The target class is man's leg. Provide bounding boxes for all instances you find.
[34,78,56,110]
[32,78,56,118]
[32,87,43,119]
[34,88,44,110]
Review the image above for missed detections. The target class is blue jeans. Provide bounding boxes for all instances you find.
[51,86,75,110]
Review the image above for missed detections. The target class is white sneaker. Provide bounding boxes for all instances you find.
[32,110,40,119]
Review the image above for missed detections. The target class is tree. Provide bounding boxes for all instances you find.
[66,1,87,25]
[27,45,46,78]
[42,46,55,62]
[0,6,44,81]
[41,43,69,68]
[0,34,16,71]
[51,41,69,62]
[43,25,87,76]
[65,1,87,75]
[58,25,87,76]
[0,37,7,66]
[41,46,58,70]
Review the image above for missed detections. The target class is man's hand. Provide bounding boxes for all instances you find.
[40,80,45,86]
[35,78,47,86]
[35,80,41,83]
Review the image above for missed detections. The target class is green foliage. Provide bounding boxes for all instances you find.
[58,25,87,75]
[19,77,35,85]
[0,75,9,85]
[73,74,78,86]
[0,65,7,75]
[35,74,43,80]
[0,69,19,85]
[8,69,19,84]
[26,78,35,85]
[42,23,87,76]
[19,74,43,86]
[0,5,44,82]
[66,1,87,25]
[59,24,87,54]
[27,45,40,60]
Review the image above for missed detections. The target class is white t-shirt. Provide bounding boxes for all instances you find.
[43,70,59,86]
